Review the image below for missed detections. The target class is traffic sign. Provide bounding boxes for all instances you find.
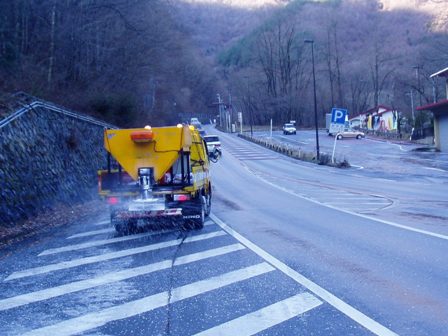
[331,108,347,124]
[329,123,345,134]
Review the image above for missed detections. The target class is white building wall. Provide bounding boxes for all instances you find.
[438,115,448,152]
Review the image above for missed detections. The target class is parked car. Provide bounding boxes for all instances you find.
[282,123,296,135]
[335,129,365,140]
[190,117,202,129]
[203,135,221,153]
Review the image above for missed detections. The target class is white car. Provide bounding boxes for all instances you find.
[282,123,296,135]
[203,135,221,153]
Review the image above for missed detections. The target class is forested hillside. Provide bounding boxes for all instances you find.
[209,0,448,128]
[1,0,448,128]
[0,0,218,126]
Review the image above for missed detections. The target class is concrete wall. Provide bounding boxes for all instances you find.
[0,102,112,227]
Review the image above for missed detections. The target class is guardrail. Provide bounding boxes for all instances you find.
[0,98,116,130]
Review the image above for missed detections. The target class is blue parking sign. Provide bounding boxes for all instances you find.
[331,108,347,124]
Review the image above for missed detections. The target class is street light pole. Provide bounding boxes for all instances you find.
[305,39,320,161]
[244,76,254,137]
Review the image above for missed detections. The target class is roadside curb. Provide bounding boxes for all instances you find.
[237,133,350,168]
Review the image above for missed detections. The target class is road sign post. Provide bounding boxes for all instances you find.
[329,108,347,134]
[330,108,348,163]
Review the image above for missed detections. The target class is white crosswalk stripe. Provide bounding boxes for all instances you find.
[1,216,336,336]
[22,263,275,336]
[67,228,115,239]
[227,148,278,160]
[93,219,110,226]
[40,230,176,256]
[0,243,246,311]
[5,231,226,281]
[194,293,322,336]
[220,138,278,161]
[68,220,215,239]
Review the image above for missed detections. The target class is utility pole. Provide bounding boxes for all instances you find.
[228,92,233,132]
[413,65,422,106]
[407,90,415,125]
[431,77,436,103]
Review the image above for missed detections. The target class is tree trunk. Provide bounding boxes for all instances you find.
[47,1,57,89]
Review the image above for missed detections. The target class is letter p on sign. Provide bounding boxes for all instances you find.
[331,108,347,124]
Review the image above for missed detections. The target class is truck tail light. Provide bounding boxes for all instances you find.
[173,194,190,202]
[107,197,120,205]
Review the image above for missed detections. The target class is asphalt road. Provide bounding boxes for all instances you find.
[262,129,448,176]
[0,128,447,335]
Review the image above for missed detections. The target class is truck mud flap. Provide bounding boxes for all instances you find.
[114,209,184,232]
[116,209,182,219]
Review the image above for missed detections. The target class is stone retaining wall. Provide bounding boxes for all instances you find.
[0,103,110,227]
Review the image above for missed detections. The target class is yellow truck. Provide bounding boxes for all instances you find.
[98,124,217,233]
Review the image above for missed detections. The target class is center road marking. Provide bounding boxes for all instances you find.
[0,244,246,311]
[22,263,275,336]
[5,231,226,281]
[210,214,398,336]
[194,292,322,336]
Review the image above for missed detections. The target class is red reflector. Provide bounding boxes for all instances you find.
[130,131,154,142]
[107,197,119,205]
[174,194,190,202]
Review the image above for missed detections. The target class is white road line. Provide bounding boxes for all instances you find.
[0,243,245,311]
[210,214,398,336]
[318,197,389,201]
[231,150,260,153]
[278,135,308,145]
[5,231,226,281]
[40,230,176,256]
[423,167,447,173]
[67,228,115,239]
[350,164,365,170]
[93,220,110,226]
[194,292,322,336]
[246,165,448,242]
[325,202,391,206]
[22,263,275,336]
